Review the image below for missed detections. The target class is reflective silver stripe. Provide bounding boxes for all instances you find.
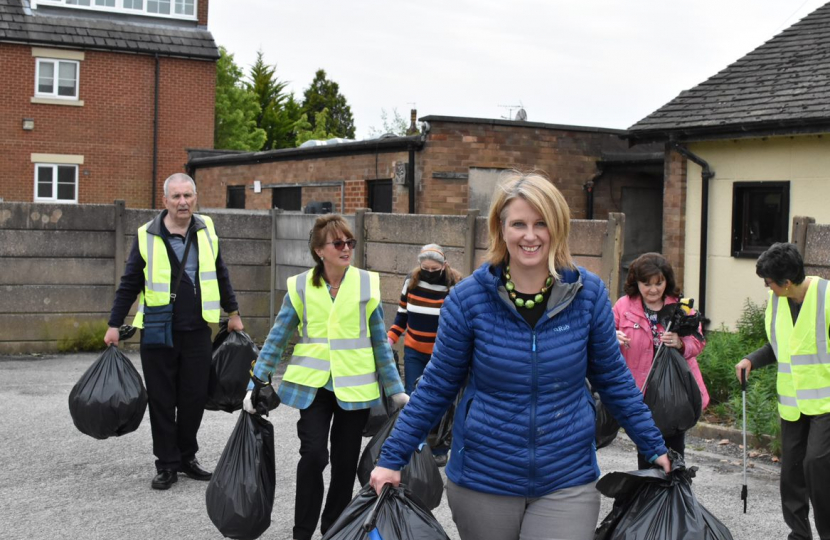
[200,271,217,280]
[778,363,792,374]
[296,271,310,339]
[779,395,798,407]
[791,354,828,366]
[796,386,830,401]
[203,301,221,310]
[137,303,145,313]
[790,280,830,366]
[330,337,373,350]
[359,269,370,339]
[289,356,330,371]
[145,281,170,293]
[335,372,377,388]
[298,337,328,345]
[770,294,779,360]
[201,222,217,260]
[144,230,170,294]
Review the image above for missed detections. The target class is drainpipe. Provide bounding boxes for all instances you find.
[583,170,603,220]
[408,143,416,214]
[669,142,715,318]
[151,53,160,209]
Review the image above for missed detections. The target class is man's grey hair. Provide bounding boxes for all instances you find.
[163,173,197,197]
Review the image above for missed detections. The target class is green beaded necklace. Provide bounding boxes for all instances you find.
[504,265,553,309]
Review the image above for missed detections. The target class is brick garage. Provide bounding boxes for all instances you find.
[0,0,218,209]
[191,116,663,223]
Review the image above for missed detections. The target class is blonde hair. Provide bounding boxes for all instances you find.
[309,214,355,287]
[485,170,575,280]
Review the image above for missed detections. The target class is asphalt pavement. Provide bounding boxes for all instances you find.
[0,352,813,540]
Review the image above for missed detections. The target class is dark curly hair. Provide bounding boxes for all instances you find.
[755,243,805,286]
[624,252,681,299]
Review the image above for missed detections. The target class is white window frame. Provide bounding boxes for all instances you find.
[34,0,197,20]
[35,58,80,100]
[34,163,79,204]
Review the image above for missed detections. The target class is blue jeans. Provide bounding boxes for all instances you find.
[403,346,448,456]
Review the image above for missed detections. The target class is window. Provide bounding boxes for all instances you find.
[37,0,195,19]
[731,181,790,258]
[226,186,246,209]
[273,187,301,211]
[147,0,170,14]
[123,0,143,8]
[66,0,91,4]
[174,0,194,15]
[36,59,79,99]
[35,164,78,203]
[95,0,116,6]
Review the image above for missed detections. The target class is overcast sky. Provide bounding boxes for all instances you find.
[208,0,828,139]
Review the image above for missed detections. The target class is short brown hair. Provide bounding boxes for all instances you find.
[309,215,355,287]
[623,252,680,299]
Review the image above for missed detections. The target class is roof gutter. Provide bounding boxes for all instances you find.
[669,142,715,320]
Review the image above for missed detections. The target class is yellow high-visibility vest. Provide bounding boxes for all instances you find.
[284,267,381,403]
[766,277,830,420]
[133,214,221,328]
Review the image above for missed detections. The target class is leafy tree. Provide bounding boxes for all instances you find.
[294,108,339,146]
[301,69,356,139]
[367,108,410,137]
[247,50,300,150]
[214,47,266,151]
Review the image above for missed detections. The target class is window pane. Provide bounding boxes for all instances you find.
[37,167,54,198]
[95,0,115,5]
[38,61,54,94]
[147,0,170,13]
[57,182,76,201]
[58,62,77,97]
[57,166,77,201]
[67,0,92,5]
[174,0,193,15]
[123,0,143,8]
[744,191,783,250]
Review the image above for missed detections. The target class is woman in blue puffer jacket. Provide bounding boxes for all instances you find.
[370,171,670,540]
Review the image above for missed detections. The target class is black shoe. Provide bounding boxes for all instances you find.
[180,457,212,481]
[151,469,178,490]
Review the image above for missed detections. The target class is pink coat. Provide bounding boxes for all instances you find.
[613,294,710,410]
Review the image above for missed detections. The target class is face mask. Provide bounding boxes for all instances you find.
[420,269,445,284]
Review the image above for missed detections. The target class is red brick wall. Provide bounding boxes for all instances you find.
[197,0,209,26]
[663,146,687,290]
[0,43,215,208]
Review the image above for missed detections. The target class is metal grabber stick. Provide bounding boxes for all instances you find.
[741,367,748,513]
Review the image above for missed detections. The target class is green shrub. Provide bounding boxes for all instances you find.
[58,320,110,353]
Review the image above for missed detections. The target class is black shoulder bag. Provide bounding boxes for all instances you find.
[142,233,194,349]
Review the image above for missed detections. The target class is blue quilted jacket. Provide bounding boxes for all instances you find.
[377,263,667,497]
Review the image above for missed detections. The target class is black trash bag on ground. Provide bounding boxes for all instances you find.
[358,410,444,511]
[595,450,733,540]
[206,412,276,540]
[642,345,702,438]
[594,391,620,449]
[322,484,450,540]
[363,351,401,438]
[206,323,260,412]
[68,345,148,440]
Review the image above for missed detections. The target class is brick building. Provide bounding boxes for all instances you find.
[189,115,663,268]
[0,0,218,208]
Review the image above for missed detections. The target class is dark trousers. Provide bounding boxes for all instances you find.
[780,413,830,540]
[293,388,370,540]
[638,431,685,470]
[140,326,212,471]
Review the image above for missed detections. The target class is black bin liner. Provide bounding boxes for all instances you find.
[427,388,463,451]
[206,412,276,540]
[68,345,148,440]
[206,324,260,413]
[595,451,733,540]
[642,346,702,438]
[358,410,443,511]
[594,391,620,450]
[363,351,400,438]
[322,484,450,540]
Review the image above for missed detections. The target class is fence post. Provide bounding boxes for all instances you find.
[114,200,126,288]
[791,215,815,256]
[355,209,367,269]
[270,208,280,325]
[464,209,479,276]
[601,212,625,298]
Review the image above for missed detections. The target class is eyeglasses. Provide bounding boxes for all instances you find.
[327,239,357,251]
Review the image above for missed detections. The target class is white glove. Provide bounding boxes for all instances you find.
[390,392,410,409]
[243,390,256,414]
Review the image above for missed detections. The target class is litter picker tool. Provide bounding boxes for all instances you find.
[741,367,748,513]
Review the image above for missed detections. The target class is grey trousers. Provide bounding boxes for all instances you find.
[447,479,600,540]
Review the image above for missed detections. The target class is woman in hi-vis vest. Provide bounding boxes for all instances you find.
[735,242,830,540]
[243,214,408,540]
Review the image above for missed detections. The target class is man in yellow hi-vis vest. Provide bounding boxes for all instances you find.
[104,174,243,491]
[736,243,830,540]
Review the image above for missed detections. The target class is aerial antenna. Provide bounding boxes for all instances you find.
[498,102,525,121]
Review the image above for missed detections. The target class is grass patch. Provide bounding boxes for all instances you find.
[57,320,110,353]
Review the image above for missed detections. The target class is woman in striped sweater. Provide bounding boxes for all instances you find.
[387,244,463,395]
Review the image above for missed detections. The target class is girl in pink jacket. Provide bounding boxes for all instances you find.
[613,252,709,469]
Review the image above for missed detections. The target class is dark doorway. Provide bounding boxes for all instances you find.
[273,186,302,211]
[368,179,392,213]
[620,186,663,293]
[226,185,246,209]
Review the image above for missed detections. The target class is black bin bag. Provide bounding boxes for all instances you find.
[363,351,401,438]
[358,410,444,511]
[206,322,260,413]
[206,412,276,540]
[427,388,463,452]
[595,450,733,540]
[322,484,450,540]
[642,346,702,438]
[68,345,148,439]
[594,391,620,450]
